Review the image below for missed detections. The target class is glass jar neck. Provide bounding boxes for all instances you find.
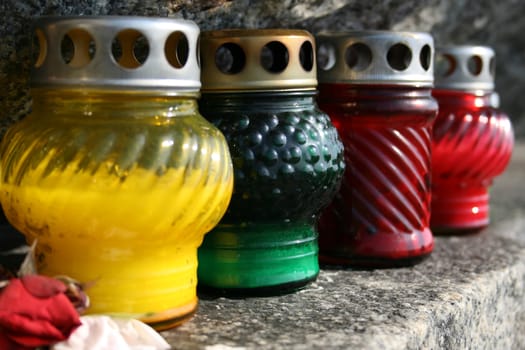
[200,90,318,112]
[432,89,494,109]
[31,88,200,118]
[318,83,437,115]
[318,83,433,100]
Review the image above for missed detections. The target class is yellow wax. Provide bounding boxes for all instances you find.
[0,92,233,328]
[1,157,233,322]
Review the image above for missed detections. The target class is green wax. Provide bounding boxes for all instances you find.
[198,222,319,292]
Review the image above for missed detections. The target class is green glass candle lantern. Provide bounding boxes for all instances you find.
[197,29,345,294]
[0,17,233,329]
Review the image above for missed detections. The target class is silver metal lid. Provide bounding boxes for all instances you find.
[200,29,317,92]
[31,16,201,92]
[434,46,495,91]
[316,31,434,86]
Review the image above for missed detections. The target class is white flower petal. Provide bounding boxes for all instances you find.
[52,315,170,350]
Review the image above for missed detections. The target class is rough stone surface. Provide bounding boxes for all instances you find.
[1,0,525,138]
[160,144,525,349]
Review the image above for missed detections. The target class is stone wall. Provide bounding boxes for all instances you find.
[2,0,524,137]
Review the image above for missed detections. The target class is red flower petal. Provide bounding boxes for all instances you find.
[0,330,32,350]
[0,278,81,347]
[0,311,78,347]
[20,275,66,298]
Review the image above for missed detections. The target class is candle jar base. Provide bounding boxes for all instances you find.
[34,241,200,331]
[318,207,434,268]
[320,253,430,269]
[198,222,319,294]
[319,252,430,269]
[139,301,197,331]
[431,185,489,234]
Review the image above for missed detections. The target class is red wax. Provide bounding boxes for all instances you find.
[317,84,437,266]
[431,90,514,233]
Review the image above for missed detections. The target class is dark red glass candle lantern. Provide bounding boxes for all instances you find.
[431,46,513,233]
[316,31,438,267]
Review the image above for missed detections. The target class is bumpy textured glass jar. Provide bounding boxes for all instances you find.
[0,17,233,329]
[431,46,513,233]
[197,29,345,294]
[316,31,438,267]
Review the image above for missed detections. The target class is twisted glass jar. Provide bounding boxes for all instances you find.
[0,89,233,329]
[317,84,437,266]
[431,90,513,232]
[316,31,437,267]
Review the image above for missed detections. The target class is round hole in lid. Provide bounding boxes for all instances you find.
[435,53,456,77]
[261,41,289,73]
[61,29,96,68]
[112,29,149,69]
[165,31,189,69]
[299,40,314,72]
[215,42,246,74]
[489,56,495,77]
[387,43,412,71]
[419,44,431,71]
[466,55,483,76]
[33,28,47,68]
[317,42,336,71]
[345,42,372,71]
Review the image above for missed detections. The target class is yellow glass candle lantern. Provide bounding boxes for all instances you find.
[0,16,233,330]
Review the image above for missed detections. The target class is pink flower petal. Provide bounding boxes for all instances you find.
[20,275,66,298]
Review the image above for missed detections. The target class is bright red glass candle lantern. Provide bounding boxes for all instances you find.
[431,46,514,233]
[316,31,438,267]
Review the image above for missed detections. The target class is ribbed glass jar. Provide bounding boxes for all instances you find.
[431,46,514,233]
[197,29,345,294]
[0,17,233,330]
[316,31,437,267]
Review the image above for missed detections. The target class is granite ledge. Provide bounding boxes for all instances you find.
[164,142,525,350]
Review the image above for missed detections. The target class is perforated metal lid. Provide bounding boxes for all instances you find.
[200,29,317,92]
[316,31,434,86]
[434,46,495,91]
[32,16,200,92]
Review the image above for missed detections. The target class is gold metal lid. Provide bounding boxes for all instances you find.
[200,29,317,92]
[316,31,434,87]
[31,16,201,92]
[434,46,495,92]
